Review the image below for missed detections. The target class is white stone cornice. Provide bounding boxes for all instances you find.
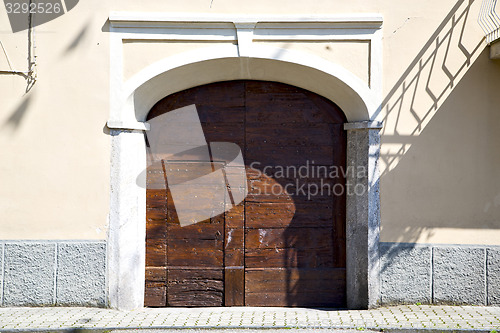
[109,12,383,29]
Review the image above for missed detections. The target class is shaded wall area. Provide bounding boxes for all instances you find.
[380,48,500,244]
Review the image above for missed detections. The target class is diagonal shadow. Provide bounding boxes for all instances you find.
[63,22,90,54]
[2,94,33,129]
[378,0,485,177]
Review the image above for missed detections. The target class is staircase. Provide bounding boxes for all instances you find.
[478,0,500,58]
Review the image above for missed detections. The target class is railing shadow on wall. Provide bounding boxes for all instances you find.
[374,0,489,270]
[376,0,483,175]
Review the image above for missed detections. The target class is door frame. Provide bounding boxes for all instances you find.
[106,13,384,310]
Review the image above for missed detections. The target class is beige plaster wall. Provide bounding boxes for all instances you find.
[380,48,500,244]
[255,41,370,86]
[0,0,111,239]
[0,0,499,244]
[123,41,236,81]
[123,40,370,85]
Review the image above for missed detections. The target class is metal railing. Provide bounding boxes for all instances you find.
[478,0,500,44]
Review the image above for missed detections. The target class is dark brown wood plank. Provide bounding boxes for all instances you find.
[225,268,244,306]
[167,269,224,306]
[245,227,333,250]
[225,228,244,250]
[167,238,224,250]
[245,80,345,124]
[167,248,223,267]
[333,211,346,268]
[225,203,244,228]
[246,177,336,204]
[145,238,166,267]
[167,223,224,239]
[197,106,246,123]
[146,165,166,185]
[147,81,245,121]
[246,123,337,146]
[147,208,166,222]
[245,202,333,228]
[246,177,294,204]
[245,247,334,268]
[161,162,217,185]
[225,248,244,267]
[166,186,226,210]
[202,123,245,147]
[146,190,167,209]
[245,145,334,166]
[245,268,345,293]
[146,209,166,240]
[224,197,245,305]
[146,267,167,282]
[144,281,166,307]
[244,265,346,307]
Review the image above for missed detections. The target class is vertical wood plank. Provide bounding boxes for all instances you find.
[224,202,245,306]
[224,268,245,306]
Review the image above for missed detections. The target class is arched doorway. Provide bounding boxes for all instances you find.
[144,80,347,307]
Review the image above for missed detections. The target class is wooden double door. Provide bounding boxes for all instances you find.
[145,80,347,307]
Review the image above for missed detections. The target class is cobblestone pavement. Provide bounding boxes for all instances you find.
[0,305,499,331]
[106,328,376,333]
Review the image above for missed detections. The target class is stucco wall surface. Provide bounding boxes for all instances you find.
[0,0,498,245]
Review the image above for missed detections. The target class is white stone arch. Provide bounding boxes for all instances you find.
[107,14,383,310]
[117,44,376,124]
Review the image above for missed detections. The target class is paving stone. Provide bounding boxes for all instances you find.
[0,306,499,330]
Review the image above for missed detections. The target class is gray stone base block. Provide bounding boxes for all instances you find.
[487,248,500,305]
[380,243,431,305]
[1,241,106,307]
[433,247,486,305]
[56,243,106,306]
[380,243,499,306]
[3,243,56,306]
[0,243,3,303]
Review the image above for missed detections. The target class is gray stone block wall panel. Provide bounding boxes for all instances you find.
[487,248,500,305]
[433,247,486,305]
[0,243,3,305]
[56,242,106,307]
[380,243,431,305]
[3,243,56,306]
